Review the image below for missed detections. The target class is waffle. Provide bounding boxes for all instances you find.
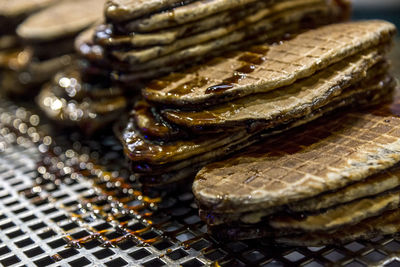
[211,208,400,245]
[99,1,272,47]
[290,166,400,213]
[125,72,394,187]
[270,189,400,232]
[162,48,387,130]
[111,0,323,64]
[193,88,400,215]
[132,100,187,142]
[120,119,249,165]
[114,4,334,70]
[118,0,260,32]
[276,209,400,246]
[143,20,396,106]
[16,0,104,41]
[104,0,194,22]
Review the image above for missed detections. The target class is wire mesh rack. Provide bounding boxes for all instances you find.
[0,42,400,267]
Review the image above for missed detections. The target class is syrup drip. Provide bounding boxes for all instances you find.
[4,105,216,258]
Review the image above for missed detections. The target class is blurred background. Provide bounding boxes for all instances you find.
[352,0,400,29]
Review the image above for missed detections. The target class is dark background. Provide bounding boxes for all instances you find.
[352,0,400,29]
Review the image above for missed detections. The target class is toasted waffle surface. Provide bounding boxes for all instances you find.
[143,20,396,106]
[270,190,400,232]
[194,93,400,214]
[105,0,187,22]
[163,48,386,129]
[120,0,259,32]
[276,209,400,246]
[112,0,323,64]
[291,167,400,212]
[101,1,272,47]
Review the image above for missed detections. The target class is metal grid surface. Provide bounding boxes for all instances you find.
[0,43,399,267]
[0,97,400,267]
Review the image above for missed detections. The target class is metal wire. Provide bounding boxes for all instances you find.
[1,94,400,267]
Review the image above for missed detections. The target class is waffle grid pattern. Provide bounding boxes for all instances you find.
[144,20,394,104]
[194,100,400,213]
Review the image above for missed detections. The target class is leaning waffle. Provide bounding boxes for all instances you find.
[270,189,400,232]
[124,71,394,187]
[193,92,400,215]
[122,53,389,165]
[113,5,335,71]
[276,209,400,246]
[111,0,324,64]
[211,208,400,245]
[99,1,273,47]
[143,20,396,106]
[162,47,387,130]
[115,0,260,32]
[104,0,194,22]
[290,166,400,213]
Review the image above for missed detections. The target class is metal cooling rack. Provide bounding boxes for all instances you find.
[0,42,400,267]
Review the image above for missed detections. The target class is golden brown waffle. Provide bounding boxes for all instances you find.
[121,119,249,165]
[17,0,104,41]
[116,4,334,71]
[120,0,259,32]
[276,208,400,246]
[163,48,386,130]
[193,89,400,215]
[122,63,389,166]
[270,190,400,232]
[143,20,396,106]
[100,1,272,47]
[112,0,323,64]
[105,0,191,22]
[127,72,394,189]
[290,167,400,212]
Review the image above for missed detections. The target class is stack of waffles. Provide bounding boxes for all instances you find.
[120,20,400,245]
[37,0,349,134]
[119,21,397,193]
[0,0,104,96]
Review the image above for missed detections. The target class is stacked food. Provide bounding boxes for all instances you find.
[93,0,349,83]
[119,21,396,193]
[34,0,129,135]
[0,0,104,96]
[0,0,55,95]
[37,0,349,134]
[193,96,400,245]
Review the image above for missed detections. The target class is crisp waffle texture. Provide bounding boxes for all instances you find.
[112,0,324,64]
[105,0,186,22]
[270,190,400,231]
[117,0,259,32]
[290,167,400,212]
[276,209,400,246]
[143,20,396,106]
[194,98,400,213]
[162,48,385,129]
[100,1,269,47]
